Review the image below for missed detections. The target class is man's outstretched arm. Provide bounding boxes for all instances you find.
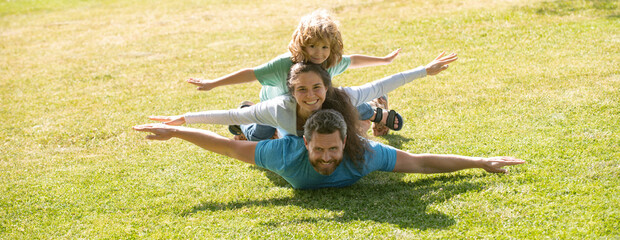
[132,123,257,164]
[392,149,525,174]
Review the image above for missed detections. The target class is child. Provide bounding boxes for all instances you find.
[187,9,401,140]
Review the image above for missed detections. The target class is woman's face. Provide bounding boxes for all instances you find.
[290,71,327,115]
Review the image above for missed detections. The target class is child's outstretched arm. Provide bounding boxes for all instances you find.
[348,48,400,69]
[187,68,257,91]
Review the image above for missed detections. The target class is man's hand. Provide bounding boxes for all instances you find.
[148,115,186,126]
[133,123,179,141]
[187,78,218,91]
[480,157,526,173]
[425,52,458,76]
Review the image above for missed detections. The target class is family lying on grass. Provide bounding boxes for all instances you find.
[134,62,524,189]
[134,10,525,189]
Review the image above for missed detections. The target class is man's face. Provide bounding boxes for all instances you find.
[304,131,346,175]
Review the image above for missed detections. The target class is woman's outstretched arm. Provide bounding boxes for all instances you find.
[343,52,457,106]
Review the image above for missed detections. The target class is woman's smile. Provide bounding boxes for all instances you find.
[291,71,327,115]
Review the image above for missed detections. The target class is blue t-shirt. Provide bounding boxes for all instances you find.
[254,136,397,189]
[253,53,352,101]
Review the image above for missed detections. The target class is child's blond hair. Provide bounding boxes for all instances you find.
[288,9,344,69]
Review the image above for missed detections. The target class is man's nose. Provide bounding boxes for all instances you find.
[322,152,330,161]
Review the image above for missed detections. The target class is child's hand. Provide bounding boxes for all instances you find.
[383,48,401,63]
[148,115,186,126]
[187,78,217,91]
[425,52,458,76]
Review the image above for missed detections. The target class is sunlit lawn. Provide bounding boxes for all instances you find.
[1,0,618,238]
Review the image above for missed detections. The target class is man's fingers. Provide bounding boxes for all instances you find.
[483,157,525,173]
[133,124,152,130]
[133,124,158,133]
[501,159,526,166]
[489,157,526,167]
[497,156,525,163]
[134,124,172,141]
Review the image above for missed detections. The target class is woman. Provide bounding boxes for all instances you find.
[150,52,457,142]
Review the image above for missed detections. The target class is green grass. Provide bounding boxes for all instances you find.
[1,0,619,238]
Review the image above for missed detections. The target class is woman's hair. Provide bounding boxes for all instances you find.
[287,63,368,166]
[286,62,332,92]
[288,9,344,69]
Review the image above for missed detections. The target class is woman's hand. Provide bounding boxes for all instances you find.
[425,52,458,76]
[148,115,186,126]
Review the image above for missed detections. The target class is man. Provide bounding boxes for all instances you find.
[133,110,524,189]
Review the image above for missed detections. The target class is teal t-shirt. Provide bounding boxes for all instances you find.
[253,53,352,101]
[254,136,397,189]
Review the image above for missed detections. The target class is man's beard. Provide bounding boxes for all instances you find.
[310,157,342,175]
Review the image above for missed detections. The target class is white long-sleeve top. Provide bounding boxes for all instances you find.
[184,66,427,136]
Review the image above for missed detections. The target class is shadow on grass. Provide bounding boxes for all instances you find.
[377,133,414,150]
[253,165,291,187]
[183,173,484,230]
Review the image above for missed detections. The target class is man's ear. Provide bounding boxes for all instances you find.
[303,136,310,150]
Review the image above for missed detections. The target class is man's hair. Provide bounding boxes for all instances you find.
[288,9,344,69]
[304,109,347,142]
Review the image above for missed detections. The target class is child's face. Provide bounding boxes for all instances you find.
[303,39,331,64]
